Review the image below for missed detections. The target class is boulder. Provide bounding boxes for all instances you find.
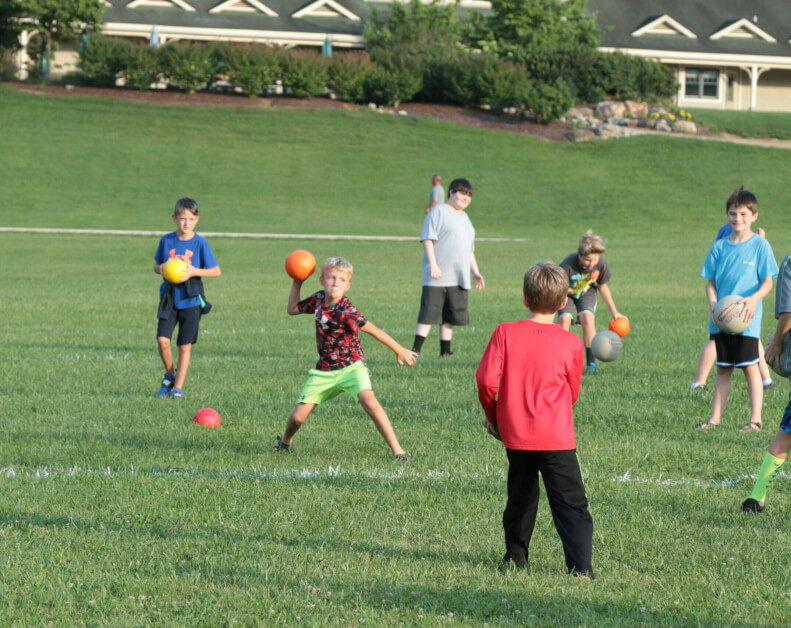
[568,128,598,142]
[595,101,626,118]
[672,120,697,134]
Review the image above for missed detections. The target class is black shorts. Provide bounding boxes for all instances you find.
[417,286,470,326]
[157,306,201,346]
[712,333,759,368]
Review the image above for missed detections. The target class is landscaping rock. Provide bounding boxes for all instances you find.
[672,120,697,134]
[568,128,598,142]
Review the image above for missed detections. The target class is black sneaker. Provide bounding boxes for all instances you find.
[395,452,413,462]
[742,497,765,513]
[273,436,292,453]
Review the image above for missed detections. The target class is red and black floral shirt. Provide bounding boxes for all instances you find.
[298,291,368,371]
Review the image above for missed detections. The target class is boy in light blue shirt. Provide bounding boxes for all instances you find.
[698,187,778,431]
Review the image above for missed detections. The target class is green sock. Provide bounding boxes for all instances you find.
[749,452,786,502]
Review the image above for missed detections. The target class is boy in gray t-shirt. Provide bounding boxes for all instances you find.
[412,178,485,357]
[743,252,791,513]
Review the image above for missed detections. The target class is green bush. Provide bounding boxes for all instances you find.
[363,49,422,106]
[78,34,129,87]
[444,54,530,113]
[523,78,574,123]
[279,50,328,98]
[120,44,161,91]
[220,44,280,97]
[327,53,373,102]
[159,43,218,94]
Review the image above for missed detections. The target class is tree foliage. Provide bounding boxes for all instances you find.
[0,1,25,51]
[365,0,463,55]
[463,0,600,59]
[17,0,104,55]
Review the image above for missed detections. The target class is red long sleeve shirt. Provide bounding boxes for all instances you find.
[476,319,584,451]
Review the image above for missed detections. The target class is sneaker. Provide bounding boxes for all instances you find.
[157,373,175,397]
[587,362,597,372]
[690,382,708,392]
[273,436,292,453]
[168,388,184,399]
[764,379,776,391]
[440,351,454,357]
[742,497,765,513]
[395,452,413,462]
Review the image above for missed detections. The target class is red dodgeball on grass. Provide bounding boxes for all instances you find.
[193,407,221,428]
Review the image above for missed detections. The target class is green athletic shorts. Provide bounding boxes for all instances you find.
[297,360,372,405]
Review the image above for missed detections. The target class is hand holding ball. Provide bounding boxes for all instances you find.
[713,295,749,334]
[608,316,630,337]
[193,407,221,428]
[162,258,188,284]
[285,249,317,281]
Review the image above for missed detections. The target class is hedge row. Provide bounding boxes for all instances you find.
[75,35,674,123]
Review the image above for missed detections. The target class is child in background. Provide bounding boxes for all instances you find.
[154,197,221,399]
[698,187,778,431]
[558,230,623,371]
[476,261,593,577]
[275,257,416,460]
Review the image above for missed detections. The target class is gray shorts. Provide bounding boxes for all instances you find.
[417,286,470,326]
[558,291,597,319]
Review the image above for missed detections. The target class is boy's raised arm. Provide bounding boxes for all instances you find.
[287,279,304,315]
[360,322,417,366]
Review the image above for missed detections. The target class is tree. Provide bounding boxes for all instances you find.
[17,0,104,78]
[0,1,25,51]
[365,0,463,56]
[463,0,600,60]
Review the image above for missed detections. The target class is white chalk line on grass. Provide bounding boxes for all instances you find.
[0,464,783,488]
[0,227,528,243]
[0,464,507,482]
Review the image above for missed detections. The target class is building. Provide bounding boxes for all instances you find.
[13,0,791,111]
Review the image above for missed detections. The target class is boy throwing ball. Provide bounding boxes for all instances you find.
[476,261,594,577]
[275,257,416,460]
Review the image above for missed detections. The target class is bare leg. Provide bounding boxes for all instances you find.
[440,323,453,341]
[742,363,763,429]
[358,390,405,455]
[578,312,596,349]
[693,340,716,386]
[157,336,175,375]
[705,366,733,427]
[758,340,773,384]
[280,402,315,445]
[416,323,432,337]
[173,343,192,390]
[768,430,791,458]
[559,314,572,331]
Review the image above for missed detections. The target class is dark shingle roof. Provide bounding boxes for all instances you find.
[102,0,372,38]
[589,0,791,58]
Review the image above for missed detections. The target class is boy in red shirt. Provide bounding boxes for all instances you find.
[476,261,594,577]
[274,257,417,460]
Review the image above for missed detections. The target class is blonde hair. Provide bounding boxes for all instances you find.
[578,229,606,256]
[321,256,354,277]
[523,261,568,314]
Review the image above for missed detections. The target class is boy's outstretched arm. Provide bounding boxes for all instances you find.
[597,283,621,320]
[287,279,304,315]
[740,276,774,323]
[360,322,418,366]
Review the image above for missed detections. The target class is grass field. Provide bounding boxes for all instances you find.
[3,84,791,625]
